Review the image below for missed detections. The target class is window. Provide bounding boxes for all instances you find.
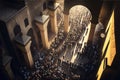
[24,18,29,27]
[14,24,21,36]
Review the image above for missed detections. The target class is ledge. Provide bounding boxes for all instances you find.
[14,34,31,46]
[35,15,49,24]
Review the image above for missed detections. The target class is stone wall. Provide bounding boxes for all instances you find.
[6,6,32,40]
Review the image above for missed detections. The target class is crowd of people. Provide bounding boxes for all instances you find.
[11,5,102,80]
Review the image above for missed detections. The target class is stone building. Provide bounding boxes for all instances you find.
[0,0,119,80]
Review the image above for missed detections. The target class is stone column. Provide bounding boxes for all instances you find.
[35,15,50,49]
[88,23,96,42]
[64,13,70,33]
[48,3,59,34]
[24,40,33,67]
[15,35,34,68]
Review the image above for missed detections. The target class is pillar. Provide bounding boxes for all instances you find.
[88,23,96,42]
[48,3,59,34]
[15,35,34,68]
[35,15,50,49]
[64,13,70,33]
[24,40,33,67]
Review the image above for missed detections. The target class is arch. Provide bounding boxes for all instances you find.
[66,5,93,53]
[64,0,103,23]
[14,24,22,36]
[24,18,29,27]
[69,5,92,28]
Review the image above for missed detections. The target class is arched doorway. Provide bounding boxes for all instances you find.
[68,5,93,63]
[68,5,92,43]
[69,5,92,30]
[14,24,22,36]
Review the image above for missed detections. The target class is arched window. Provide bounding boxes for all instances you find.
[69,5,92,29]
[69,5,92,40]
[14,24,21,36]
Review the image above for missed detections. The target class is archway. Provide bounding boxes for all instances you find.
[68,5,93,63]
[14,24,22,36]
[69,5,92,30]
[68,5,92,43]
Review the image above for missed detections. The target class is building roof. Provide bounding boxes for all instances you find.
[0,2,25,22]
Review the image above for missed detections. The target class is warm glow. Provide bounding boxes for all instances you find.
[97,10,116,80]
